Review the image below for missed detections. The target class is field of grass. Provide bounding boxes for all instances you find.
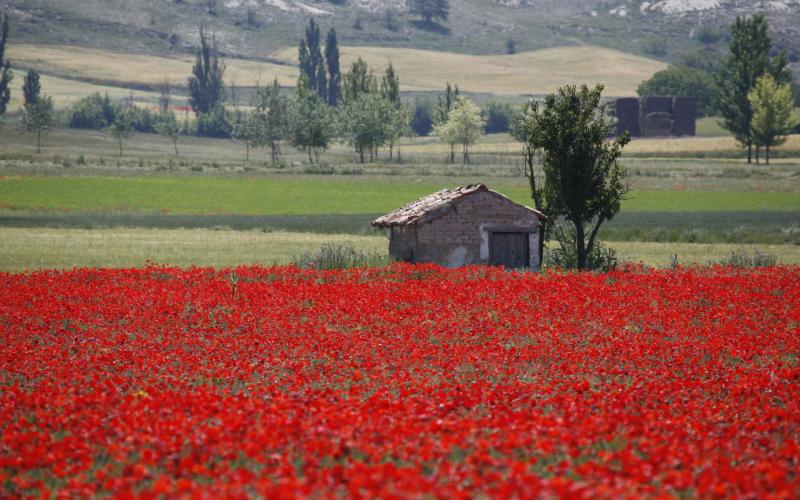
[9,43,665,99]
[272,45,666,96]
[1,227,796,272]
[1,176,799,215]
[6,70,164,111]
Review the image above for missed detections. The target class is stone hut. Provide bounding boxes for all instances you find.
[372,184,545,270]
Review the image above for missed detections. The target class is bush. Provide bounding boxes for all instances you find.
[717,249,777,268]
[482,101,513,134]
[410,99,433,137]
[546,223,618,272]
[69,93,118,129]
[196,104,231,138]
[293,243,389,270]
[128,106,161,133]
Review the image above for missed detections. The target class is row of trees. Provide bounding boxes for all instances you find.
[638,15,798,163]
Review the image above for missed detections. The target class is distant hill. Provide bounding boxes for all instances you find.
[3,0,798,64]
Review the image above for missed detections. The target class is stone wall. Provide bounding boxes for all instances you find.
[393,191,542,270]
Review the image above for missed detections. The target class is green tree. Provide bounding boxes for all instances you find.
[0,11,12,117]
[108,108,135,157]
[434,96,484,164]
[325,28,340,106]
[22,95,54,153]
[380,64,409,160]
[339,93,392,163]
[435,82,460,162]
[188,25,226,115]
[748,75,799,165]
[638,66,718,116]
[342,58,376,104]
[155,112,181,156]
[519,84,629,271]
[257,79,290,162]
[299,19,326,100]
[410,98,433,136]
[231,109,264,162]
[409,0,449,25]
[22,69,40,107]
[716,15,790,163]
[289,76,333,163]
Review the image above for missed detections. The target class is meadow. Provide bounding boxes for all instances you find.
[7,42,664,106]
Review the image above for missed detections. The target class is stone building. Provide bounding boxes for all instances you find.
[372,184,545,270]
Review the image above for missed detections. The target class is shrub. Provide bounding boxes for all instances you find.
[293,243,389,270]
[68,93,118,129]
[410,99,433,137]
[546,223,618,272]
[196,104,231,138]
[482,100,513,134]
[718,249,777,268]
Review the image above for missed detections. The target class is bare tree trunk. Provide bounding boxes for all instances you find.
[173,138,179,156]
[747,142,752,164]
[119,138,123,157]
[755,145,760,164]
[36,130,42,154]
[575,218,587,270]
[766,144,770,165]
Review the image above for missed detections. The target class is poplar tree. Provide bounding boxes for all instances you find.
[22,69,40,106]
[22,95,54,153]
[0,12,12,117]
[716,15,790,163]
[325,28,340,106]
[298,19,325,100]
[188,25,226,115]
[257,78,289,162]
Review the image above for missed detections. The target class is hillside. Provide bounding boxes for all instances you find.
[7,43,665,106]
[3,0,799,64]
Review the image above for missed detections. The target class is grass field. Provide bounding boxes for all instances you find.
[1,176,799,215]
[0,227,797,272]
[272,45,666,96]
[9,43,665,99]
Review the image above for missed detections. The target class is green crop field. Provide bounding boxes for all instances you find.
[1,176,799,215]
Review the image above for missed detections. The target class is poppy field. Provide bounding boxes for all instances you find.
[1,264,799,497]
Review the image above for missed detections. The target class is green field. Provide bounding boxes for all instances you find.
[0,227,797,272]
[1,176,798,215]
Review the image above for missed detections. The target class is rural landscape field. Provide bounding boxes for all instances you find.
[1,0,799,496]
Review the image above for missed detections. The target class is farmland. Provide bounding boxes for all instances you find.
[2,265,799,496]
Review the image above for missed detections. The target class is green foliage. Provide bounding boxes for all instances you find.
[747,75,799,164]
[230,109,265,161]
[506,38,516,55]
[717,248,777,268]
[289,76,333,163]
[434,96,484,164]
[293,243,389,270]
[409,0,449,25]
[522,84,630,270]
[695,24,724,45]
[339,92,397,163]
[434,82,459,125]
[325,28,340,106]
[341,57,376,104]
[482,100,513,134]
[546,223,617,272]
[154,113,181,156]
[22,69,40,107]
[299,19,328,102]
[68,93,117,129]
[188,25,226,115]
[410,99,433,136]
[21,95,54,153]
[107,108,135,157]
[0,11,10,117]
[196,103,230,138]
[715,15,791,162]
[256,79,290,162]
[637,66,718,116]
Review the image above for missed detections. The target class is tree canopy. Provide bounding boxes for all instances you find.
[638,66,717,116]
[748,75,799,164]
[188,25,226,116]
[0,12,12,117]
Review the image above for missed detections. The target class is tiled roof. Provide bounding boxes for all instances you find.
[372,183,544,228]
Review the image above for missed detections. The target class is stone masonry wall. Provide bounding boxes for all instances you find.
[411,191,541,269]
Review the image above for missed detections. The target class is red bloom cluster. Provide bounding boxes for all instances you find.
[1,264,799,497]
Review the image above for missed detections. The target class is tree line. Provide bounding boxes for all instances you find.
[637,15,798,164]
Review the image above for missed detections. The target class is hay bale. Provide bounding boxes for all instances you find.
[672,96,696,136]
[614,97,641,137]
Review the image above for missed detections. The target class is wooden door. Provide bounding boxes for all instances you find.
[489,232,529,269]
